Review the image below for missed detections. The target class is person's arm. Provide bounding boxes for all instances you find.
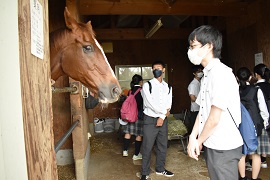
[190,94,197,102]
[166,85,173,112]
[188,105,222,161]
[188,83,197,102]
[197,105,222,147]
[187,113,200,160]
[257,89,269,128]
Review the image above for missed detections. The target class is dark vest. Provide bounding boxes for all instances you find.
[240,85,264,136]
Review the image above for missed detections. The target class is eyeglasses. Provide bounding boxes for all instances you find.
[188,44,202,50]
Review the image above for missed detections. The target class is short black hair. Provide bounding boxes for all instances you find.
[188,25,222,59]
[192,65,203,73]
[152,60,166,68]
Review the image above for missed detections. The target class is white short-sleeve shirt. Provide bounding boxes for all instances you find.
[141,78,172,120]
[196,59,243,150]
[188,78,200,112]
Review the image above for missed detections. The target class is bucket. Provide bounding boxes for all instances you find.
[94,118,104,133]
[103,119,115,133]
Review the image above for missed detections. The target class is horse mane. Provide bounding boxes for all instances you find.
[50,28,69,51]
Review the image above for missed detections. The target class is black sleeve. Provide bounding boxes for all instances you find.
[133,87,143,112]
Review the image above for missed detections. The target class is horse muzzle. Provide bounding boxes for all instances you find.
[98,85,121,104]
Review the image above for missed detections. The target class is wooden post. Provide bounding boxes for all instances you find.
[18,0,58,179]
[66,0,91,179]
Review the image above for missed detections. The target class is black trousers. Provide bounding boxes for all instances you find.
[141,115,168,175]
[186,111,198,134]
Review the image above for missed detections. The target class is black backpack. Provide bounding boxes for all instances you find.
[240,86,264,136]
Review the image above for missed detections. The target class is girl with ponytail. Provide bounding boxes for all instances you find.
[253,63,270,170]
[122,74,144,160]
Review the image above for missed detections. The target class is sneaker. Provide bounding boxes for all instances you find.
[156,169,174,177]
[140,175,149,180]
[245,162,252,171]
[133,153,142,160]
[123,150,128,157]
[261,161,268,168]
[239,176,251,180]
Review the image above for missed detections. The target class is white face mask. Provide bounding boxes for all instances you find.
[197,72,203,78]
[187,46,207,65]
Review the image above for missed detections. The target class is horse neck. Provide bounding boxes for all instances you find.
[50,29,73,80]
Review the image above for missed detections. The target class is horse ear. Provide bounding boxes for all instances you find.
[64,7,78,30]
[86,21,92,28]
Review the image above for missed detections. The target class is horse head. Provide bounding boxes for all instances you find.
[50,7,121,104]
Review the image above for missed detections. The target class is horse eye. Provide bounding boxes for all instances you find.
[83,45,93,53]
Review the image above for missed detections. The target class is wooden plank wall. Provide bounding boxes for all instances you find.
[226,0,270,72]
[18,0,57,179]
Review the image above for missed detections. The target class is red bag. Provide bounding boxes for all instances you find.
[120,88,141,123]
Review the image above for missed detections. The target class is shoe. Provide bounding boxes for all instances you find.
[140,175,149,180]
[123,150,128,157]
[261,161,268,168]
[156,169,174,177]
[245,162,252,171]
[239,176,251,180]
[133,153,142,160]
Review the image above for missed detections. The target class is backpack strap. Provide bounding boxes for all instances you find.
[147,81,171,94]
[132,88,142,96]
[147,81,152,94]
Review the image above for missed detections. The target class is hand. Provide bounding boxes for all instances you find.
[199,143,203,151]
[156,118,164,127]
[166,109,170,116]
[187,135,200,161]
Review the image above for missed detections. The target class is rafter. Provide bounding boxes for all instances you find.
[78,0,248,16]
[94,28,193,40]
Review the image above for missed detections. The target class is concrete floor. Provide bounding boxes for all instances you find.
[58,131,270,180]
[88,132,209,180]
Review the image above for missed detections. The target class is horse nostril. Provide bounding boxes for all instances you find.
[112,86,121,97]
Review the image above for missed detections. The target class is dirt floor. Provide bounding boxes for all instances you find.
[58,131,270,180]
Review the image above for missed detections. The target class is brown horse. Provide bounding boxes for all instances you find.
[50,7,121,103]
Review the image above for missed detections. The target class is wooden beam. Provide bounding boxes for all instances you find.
[78,1,248,16]
[94,28,193,40]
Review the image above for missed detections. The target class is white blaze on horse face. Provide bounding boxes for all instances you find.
[94,39,116,79]
[100,99,108,104]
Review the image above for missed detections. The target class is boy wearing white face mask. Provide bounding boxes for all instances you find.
[187,65,203,134]
[186,25,243,180]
